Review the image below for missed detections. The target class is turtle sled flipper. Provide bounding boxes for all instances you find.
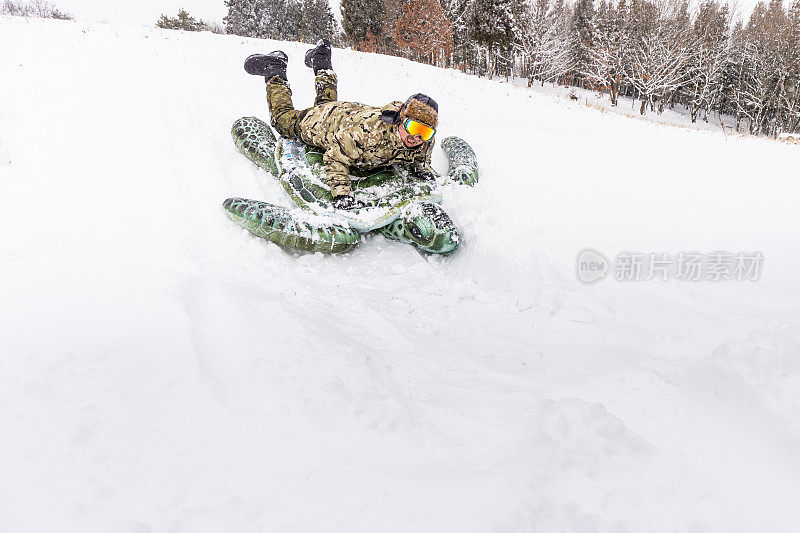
[223,197,360,253]
[232,117,280,176]
[441,136,479,186]
[227,119,360,253]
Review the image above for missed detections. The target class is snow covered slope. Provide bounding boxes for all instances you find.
[2,16,800,532]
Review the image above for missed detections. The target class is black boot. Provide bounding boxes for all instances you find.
[244,51,288,81]
[304,39,332,74]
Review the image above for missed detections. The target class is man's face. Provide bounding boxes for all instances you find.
[397,122,425,148]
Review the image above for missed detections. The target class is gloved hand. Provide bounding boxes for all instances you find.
[332,194,366,211]
[413,168,437,182]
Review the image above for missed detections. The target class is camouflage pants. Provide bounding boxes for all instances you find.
[266,71,338,140]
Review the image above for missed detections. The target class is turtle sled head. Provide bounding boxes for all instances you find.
[383,202,459,255]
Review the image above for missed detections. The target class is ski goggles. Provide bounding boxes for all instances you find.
[403,118,436,141]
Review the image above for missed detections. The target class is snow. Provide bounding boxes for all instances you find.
[2,16,800,532]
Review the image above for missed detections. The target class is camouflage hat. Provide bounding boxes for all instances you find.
[402,93,438,129]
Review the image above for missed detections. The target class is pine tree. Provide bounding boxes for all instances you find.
[720,21,750,130]
[740,0,798,134]
[378,0,404,54]
[263,0,302,40]
[787,0,800,131]
[568,0,595,86]
[467,0,518,79]
[439,0,474,71]
[157,8,207,31]
[341,0,385,50]
[298,0,338,43]
[224,0,259,37]
[683,1,730,122]
[224,0,304,40]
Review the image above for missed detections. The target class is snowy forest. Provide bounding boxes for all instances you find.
[223,0,800,136]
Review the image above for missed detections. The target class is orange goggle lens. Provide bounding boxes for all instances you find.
[403,119,435,141]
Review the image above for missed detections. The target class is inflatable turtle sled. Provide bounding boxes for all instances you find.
[223,117,479,254]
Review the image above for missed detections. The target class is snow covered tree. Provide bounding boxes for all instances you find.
[1,0,72,18]
[298,0,338,43]
[341,0,385,50]
[584,0,629,104]
[787,0,800,132]
[684,1,730,122]
[568,0,595,86]
[719,21,750,129]
[519,0,571,86]
[223,0,304,40]
[266,0,303,40]
[467,0,519,79]
[626,0,692,114]
[224,0,260,37]
[440,0,474,70]
[394,0,454,66]
[736,0,800,135]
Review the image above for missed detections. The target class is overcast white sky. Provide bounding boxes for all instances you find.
[53,0,229,26]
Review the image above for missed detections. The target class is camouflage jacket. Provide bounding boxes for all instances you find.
[297,101,434,197]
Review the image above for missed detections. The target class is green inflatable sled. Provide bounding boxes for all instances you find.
[223,116,479,254]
